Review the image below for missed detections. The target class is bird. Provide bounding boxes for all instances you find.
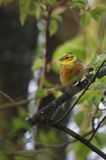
[59,52,87,92]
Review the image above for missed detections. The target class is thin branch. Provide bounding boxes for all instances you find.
[0,90,14,102]
[89,115,106,141]
[52,60,106,124]
[0,98,34,110]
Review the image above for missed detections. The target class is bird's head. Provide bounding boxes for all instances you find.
[59,52,77,66]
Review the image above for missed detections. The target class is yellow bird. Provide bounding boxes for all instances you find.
[59,52,87,91]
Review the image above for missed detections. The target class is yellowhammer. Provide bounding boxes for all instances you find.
[59,52,87,90]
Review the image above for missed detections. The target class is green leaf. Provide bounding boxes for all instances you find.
[49,19,58,36]
[79,88,102,106]
[19,0,42,25]
[71,142,90,159]
[96,134,106,147]
[12,118,29,130]
[35,3,42,19]
[90,8,103,21]
[80,11,91,28]
[19,0,31,25]
[35,87,47,99]
[77,143,90,159]
[74,111,84,127]
[88,90,102,106]
[32,58,43,72]
[72,0,88,8]
[39,130,58,144]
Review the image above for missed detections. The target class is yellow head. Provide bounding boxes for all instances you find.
[59,52,77,66]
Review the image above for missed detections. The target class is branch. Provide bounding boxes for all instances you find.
[0,98,34,111]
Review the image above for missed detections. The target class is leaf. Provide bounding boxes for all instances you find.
[19,0,31,25]
[72,0,88,8]
[96,133,106,147]
[88,90,102,106]
[71,142,90,159]
[19,0,42,25]
[12,118,30,130]
[90,8,103,21]
[35,3,42,19]
[80,11,91,28]
[39,130,58,144]
[92,133,106,148]
[79,88,102,106]
[32,58,43,72]
[49,18,58,36]
[74,111,84,127]
[35,87,47,99]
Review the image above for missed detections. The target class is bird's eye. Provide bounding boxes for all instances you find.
[65,56,69,59]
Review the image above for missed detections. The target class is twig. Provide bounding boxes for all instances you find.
[0,98,34,111]
[89,115,106,141]
[0,90,14,102]
[53,60,106,124]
